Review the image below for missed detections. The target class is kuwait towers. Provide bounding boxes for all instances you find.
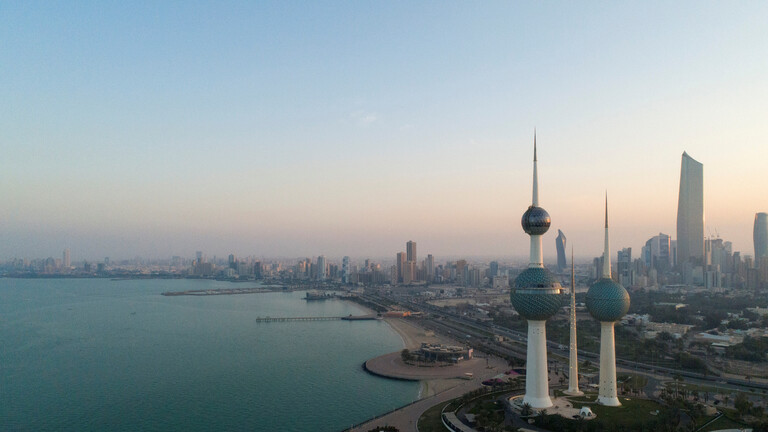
[510,134,563,409]
[586,196,630,406]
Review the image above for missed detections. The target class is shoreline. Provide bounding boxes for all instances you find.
[351,316,509,432]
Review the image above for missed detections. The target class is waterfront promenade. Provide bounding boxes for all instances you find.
[349,357,506,432]
[348,318,508,432]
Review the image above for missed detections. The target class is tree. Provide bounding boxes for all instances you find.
[400,349,411,363]
[734,392,752,418]
[520,403,532,417]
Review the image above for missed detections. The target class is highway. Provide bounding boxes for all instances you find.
[381,296,768,393]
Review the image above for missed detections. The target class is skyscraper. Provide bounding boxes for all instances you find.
[396,252,406,283]
[425,254,435,282]
[555,230,567,272]
[676,152,704,267]
[510,134,562,409]
[406,241,418,282]
[63,248,71,269]
[586,197,630,407]
[754,213,768,261]
[406,241,417,263]
[341,256,350,284]
[617,247,633,287]
[316,255,327,280]
[642,233,672,272]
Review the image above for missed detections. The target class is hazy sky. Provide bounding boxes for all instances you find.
[2,1,768,262]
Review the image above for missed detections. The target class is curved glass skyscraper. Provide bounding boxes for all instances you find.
[755,213,768,261]
[676,152,704,267]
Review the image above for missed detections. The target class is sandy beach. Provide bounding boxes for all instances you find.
[351,317,509,432]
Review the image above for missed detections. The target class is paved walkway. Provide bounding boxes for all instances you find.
[350,356,508,432]
[365,352,491,381]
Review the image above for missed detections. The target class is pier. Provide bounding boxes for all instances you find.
[255,314,377,323]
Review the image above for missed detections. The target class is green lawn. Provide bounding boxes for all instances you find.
[588,398,661,424]
[700,413,748,431]
[417,400,454,432]
[618,374,648,391]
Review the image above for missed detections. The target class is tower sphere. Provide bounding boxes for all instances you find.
[511,267,563,320]
[522,206,551,235]
[585,278,630,322]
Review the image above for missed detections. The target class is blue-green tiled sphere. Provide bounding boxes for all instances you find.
[586,278,630,322]
[511,267,563,321]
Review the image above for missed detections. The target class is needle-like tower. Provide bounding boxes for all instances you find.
[585,194,630,406]
[564,247,583,396]
[510,132,563,409]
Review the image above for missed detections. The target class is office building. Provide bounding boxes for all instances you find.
[396,252,406,283]
[617,247,633,287]
[676,152,704,267]
[755,213,768,261]
[341,256,350,284]
[642,233,672,272]
[406,241,417,263]
[425,254,435,282]
[556,230,567,273]
[316,255,326,280]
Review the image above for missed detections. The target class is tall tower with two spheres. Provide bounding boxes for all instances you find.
[510,133,563,409]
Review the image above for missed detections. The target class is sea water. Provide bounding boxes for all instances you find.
[0,278,418,431]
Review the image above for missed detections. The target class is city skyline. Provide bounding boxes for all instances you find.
[3,2,768,260]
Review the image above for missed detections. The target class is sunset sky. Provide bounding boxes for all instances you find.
[2,2,768,261]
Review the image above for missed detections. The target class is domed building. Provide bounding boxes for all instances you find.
[510,134,562,409]
[586,197,630,406]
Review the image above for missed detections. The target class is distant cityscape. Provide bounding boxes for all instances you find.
[4,153,768,293]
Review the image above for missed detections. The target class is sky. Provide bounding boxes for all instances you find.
[2,1,768,262]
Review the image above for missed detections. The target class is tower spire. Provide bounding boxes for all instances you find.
[532,130,539,206]
[565,246,583,396]
[602,192,611,278]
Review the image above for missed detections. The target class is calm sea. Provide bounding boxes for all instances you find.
[0,278,418,431]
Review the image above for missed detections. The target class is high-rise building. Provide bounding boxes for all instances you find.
[403,261,415,284]
[341,256,350,284]
[63,248,71,269]
[406,241,417,263]
[489,261,499,278]
[316,256,327,280]
[425,254,435,282]
[676,152,704,267]
[228,254,237,269]
[586,197,630,407]
[396,252,406,283]
[617,247,633,287]
[754,213,768,261]
[642,233,672,272]
[510,134,562,409]
[555,230,567,272]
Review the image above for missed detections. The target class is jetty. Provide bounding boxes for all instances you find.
[255,314,378,323]
[162,287,270,296]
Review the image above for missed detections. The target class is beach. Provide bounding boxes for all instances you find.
[349,317,508,432]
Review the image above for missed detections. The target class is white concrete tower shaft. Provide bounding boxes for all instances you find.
[565,248,583,396]
[524,320,551,407]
